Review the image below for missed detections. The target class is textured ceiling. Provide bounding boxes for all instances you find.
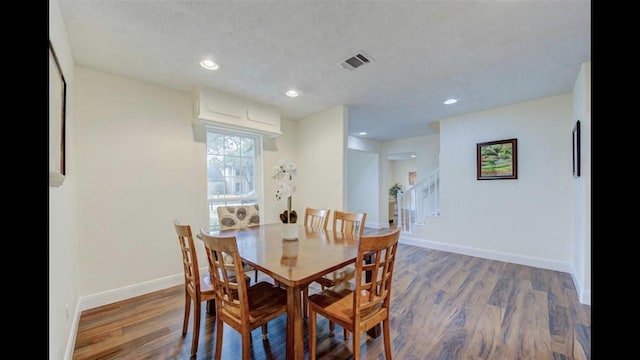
[58,0,591,142]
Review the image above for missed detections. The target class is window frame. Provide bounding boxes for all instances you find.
[205,126,263,232]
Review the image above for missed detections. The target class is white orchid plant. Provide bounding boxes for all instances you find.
[272,158,298,223]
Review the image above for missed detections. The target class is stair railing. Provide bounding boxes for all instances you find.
[397,168,440,233]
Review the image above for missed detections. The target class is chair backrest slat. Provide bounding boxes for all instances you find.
[353,228,400,318]
[174,220,200,295]
[198,231,250,321]
[332,210,367,237]
[304,207,331,229]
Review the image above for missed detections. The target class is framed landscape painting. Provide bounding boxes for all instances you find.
[477,138,517,180]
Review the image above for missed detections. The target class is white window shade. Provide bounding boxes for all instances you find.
[192,87,282,142]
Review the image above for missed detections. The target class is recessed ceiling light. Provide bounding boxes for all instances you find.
[443,98,458,105]
[200,59,219,70]
[411,154,416,158]
[286,89,300,97]
[358,132,367,136]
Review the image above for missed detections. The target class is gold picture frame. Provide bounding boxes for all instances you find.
[408,171,416,185]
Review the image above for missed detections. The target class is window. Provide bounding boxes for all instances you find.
[206,128,261,231]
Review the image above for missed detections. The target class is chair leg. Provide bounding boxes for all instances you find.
[242,329,252,360]
[343,327,348,340]
[215,316,224,360]
[302,286,309,318]
[352,327,361,360]
[191,302,201,358]
[383,318,393,359]
[329,321,335,337]
[254,269,258,283]
[309,308,317,360]
[182,293,191,336]
[261,323,268,340]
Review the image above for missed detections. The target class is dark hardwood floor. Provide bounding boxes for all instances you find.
[73,243,591,359]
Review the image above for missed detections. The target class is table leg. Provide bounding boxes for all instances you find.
[206,299,215,315]
[286,285,305,360]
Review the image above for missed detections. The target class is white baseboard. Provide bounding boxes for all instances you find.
[570,271,591,306]
[580,289,591,305]
[63,302,81,360]
[399,234,590,305]
[401,221,590,306]
[77,273,184,312]
[65,272,185,360]
[399,235,573,275]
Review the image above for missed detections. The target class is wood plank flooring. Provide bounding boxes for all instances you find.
[73,243,590,359]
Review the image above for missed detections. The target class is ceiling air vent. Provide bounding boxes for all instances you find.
[339,51,374,71]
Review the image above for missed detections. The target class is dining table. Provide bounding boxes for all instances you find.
[210,222,381,360]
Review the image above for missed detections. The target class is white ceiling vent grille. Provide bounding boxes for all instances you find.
[339,51,374,71]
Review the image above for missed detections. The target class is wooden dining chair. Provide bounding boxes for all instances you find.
[308,227,401,360]
[318,210,367,291]
[216,205,261,283]
[199,229,288,360]
[301,207,331,316]
[332,210,367,238]
[173,220,216,359]
[312,210,367,337]
[304,207,331,229]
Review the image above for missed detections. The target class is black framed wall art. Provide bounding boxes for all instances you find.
[477,138,518,180]
[572,120,580,178]
[49,40,67,187]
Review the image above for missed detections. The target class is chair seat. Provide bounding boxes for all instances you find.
[308,288,388,330]
[199,277,216,316]
[200,274,216,295]
[242,263,256,273]
[314,265,355,289]
[219,281,287,323]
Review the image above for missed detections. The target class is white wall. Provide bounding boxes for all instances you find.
[74,67,206,300]
[295,106,347,228]
[263,118,298,224]
[411,94,573,270]
[347,149,381,227]
[347,136,386,228]
[384,82,589,305]
[49,0,80,358]
[384,134,440,182]
[73,67,295,308]
[571,61,591,304]
[389,158,416,193]
[381,134,440,222]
